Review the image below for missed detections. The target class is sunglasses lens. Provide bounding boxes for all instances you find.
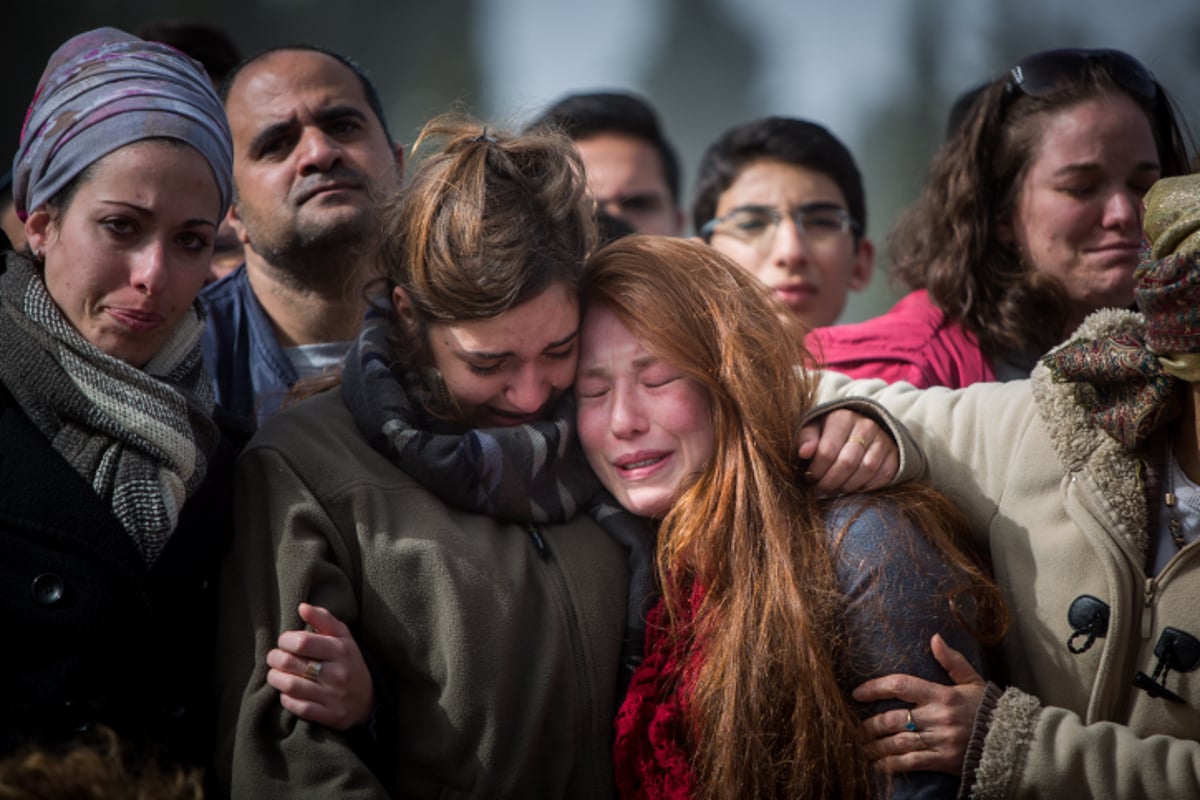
[1009,48,1156,100]
[1104,50,1158,98]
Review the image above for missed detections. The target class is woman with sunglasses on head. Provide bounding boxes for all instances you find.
[809,48,1193,389]
[2,27,239,769]
[821,174,1200,798]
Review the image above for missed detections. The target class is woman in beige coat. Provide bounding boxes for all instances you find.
[821,173,1200,799]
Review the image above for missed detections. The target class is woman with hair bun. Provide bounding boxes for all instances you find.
[214,114,650,798]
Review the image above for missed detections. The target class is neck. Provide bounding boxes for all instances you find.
[244,249,369,348]
[1174,384,1200,485]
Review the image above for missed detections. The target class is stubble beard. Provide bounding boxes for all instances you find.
[242,201,377,298]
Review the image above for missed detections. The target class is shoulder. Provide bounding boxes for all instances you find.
[810,291,945,348]
[199,265,250,346]
[822,493,951,585]
[239,387,416,498]
[809,291,992,388]
[245,387,354,461]
[823,494,919,556]
[199,263,249,307]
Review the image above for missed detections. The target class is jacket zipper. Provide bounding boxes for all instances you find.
[526,523,549,560]
[528,522,599,795]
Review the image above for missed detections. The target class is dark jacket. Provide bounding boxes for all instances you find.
[0,382,241,766]
[200,264,297,429]
[215,388,630,799]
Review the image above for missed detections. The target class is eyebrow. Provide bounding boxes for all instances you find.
[98,199,216,229]
[246,105,370,156]
[726,200,846,215]
[460,328,579,361]
[577,353,659,380]
[313,104,370,128]
[1052,160,1160,177]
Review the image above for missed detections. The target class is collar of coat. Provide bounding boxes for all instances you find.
[1031,308,1160,556]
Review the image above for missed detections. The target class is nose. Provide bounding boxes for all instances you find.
[770,216,809,270]
[296,127,342,175]
[505,363,553,414]
[609,383,647,439]
[1102,187,1141,231]
[132,243,169,294]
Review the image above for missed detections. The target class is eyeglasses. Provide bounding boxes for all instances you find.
[1006,48,1158,101]
[700,202,860,251]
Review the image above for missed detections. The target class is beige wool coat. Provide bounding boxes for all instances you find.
[818,309,1200,799]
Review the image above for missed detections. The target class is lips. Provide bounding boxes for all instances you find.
[106,306,165,332]
[296,180,362,205]
[613,450,671,478]
[1088,239,1141,254]
[773,283,816,307]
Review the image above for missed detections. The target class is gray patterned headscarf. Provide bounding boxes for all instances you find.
[12,26,232,220]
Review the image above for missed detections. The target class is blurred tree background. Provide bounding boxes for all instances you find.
[5,0,1198,320]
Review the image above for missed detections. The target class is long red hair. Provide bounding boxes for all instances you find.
[583,235,1003,799]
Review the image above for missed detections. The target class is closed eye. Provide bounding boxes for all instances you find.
[467,362,502,376]
[576,383,609,399]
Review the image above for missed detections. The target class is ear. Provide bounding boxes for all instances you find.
[847,237,874,291]
[226,204,251,246]
[392,285,419,334]
[671,206,685,237]
[23,209,53,255]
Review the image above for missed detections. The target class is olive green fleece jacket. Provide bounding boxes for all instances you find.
[213,388,630,799]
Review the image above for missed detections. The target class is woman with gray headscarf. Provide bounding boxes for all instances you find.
[1,27,237,767]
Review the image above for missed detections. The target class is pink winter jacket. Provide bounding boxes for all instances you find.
[807,289,995,389]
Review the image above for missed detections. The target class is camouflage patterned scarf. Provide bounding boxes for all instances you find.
[342,300,653,684]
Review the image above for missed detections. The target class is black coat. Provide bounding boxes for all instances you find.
[0,383,241,765]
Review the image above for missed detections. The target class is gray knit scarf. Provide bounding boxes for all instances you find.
[342,300,654,685]
[0,252,218,564]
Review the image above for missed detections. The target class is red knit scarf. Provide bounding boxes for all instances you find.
[613,585,704,800]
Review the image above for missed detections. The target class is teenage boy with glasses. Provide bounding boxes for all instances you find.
[693,116,874,332]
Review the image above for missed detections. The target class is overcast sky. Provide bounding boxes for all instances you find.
[477,0,1198,145]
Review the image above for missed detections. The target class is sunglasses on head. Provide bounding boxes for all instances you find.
[1006,48,1158,100]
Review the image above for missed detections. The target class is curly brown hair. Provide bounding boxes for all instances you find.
[890,59,1193,361]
